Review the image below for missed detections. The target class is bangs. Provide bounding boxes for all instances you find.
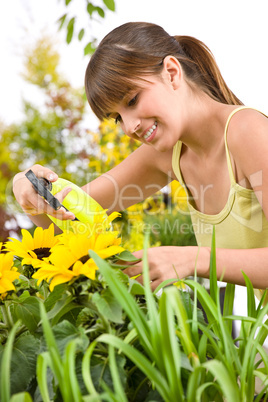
[85,45,163,121]
[86,72,141,121]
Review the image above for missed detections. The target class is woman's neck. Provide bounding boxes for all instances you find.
[180,94,239,158]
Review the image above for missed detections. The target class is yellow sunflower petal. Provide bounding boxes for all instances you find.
[33,226,44,249]
[95,232,122,251]
[78,260,97,280]
[0,280,16,293]
[96,245,125,260]
[21,229,35,250]
[72,260,84,276]
[108,212,121,223]
[49,273,74,291]
[43,224,55,245]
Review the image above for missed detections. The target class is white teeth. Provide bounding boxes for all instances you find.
[144,121,158,140]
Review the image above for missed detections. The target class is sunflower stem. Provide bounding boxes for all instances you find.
[1,304,13,330]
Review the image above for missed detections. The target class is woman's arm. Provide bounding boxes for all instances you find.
[82,144,174,213]
[124,245,268,291]
[13,145,174,228]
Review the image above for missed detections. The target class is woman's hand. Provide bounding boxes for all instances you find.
[123,246,210,291]
[13,164,75,221]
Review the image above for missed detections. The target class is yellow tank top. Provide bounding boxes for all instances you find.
[172,106,268,302]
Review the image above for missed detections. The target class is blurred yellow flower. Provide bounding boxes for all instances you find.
[5,224,59,267]
[0,252,20,294]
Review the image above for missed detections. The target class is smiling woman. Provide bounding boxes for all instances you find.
[12,21,268,302]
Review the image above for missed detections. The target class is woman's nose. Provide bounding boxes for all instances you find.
[123,120,141,137]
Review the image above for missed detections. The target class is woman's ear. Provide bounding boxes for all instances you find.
[162,55,182,89]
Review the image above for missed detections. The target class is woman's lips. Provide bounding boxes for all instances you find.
[143,121,158,142]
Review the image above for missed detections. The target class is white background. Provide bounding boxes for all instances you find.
[1,0,268,325]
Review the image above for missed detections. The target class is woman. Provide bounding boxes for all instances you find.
[13,22,268,296]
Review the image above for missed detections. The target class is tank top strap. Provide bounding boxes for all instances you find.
[224,106,260,185]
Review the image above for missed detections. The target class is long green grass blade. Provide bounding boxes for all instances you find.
[108,344,127,402]
[97,333,171,401]
[90,251,153,358]
[168,287,199,368]
[81,341,99,396]
[203,360,240,401]
[242,271,256,318]
[10,392,33,402]
[222,283,235,335]
[63,340,82,402]
[240,302,268,397]
[0,320,21,402]
[183,279,218,331]
[36,353,51,402]
[158,290,184,399]
[39,301,69,400]
[209,226,218,304]
[141,235,162,368]
[195,380,221,401]
[191,260,200,348]
[186,366,206,401]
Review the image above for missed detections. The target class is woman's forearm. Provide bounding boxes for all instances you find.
[200,246,268,289]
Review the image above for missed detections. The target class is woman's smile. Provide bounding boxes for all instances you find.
[143,121,158,141]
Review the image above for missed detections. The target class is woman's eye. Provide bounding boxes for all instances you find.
[128,95,138,107]
[115,115,122,124]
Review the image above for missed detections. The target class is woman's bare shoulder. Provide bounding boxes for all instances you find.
[227,108,268,182]
[227,108,268,150]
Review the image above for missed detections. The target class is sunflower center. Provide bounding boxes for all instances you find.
[33,247,51,259]
[69,254,90,270]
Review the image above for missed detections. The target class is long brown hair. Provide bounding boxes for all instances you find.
[85,22,243,120]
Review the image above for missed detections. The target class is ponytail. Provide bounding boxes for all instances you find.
[173,35,243,105]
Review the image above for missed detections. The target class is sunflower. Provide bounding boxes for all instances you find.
[5,224,59,267]
[33,221,124,291]
[0,252,20,295]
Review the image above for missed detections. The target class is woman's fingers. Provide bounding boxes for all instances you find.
[13,165,75,220]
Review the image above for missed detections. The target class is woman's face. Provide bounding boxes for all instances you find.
[110,66,185,152]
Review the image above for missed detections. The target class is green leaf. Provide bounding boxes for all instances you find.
[87,3,94,16]
[65,0,72,5]
[57,13,67,30]
[128,279,145,296]
[50,320,89,358]
[84,42,96,55]
[66,17,75,44]
[8,334,41,395]
[96,7,105,18]
[92,289,123,323]
[78,28,85,41]
[44,284,67,311]
[10,296,40,332]
[10,392,33,402]
[103,0,115,11]
[116,250,140,262]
